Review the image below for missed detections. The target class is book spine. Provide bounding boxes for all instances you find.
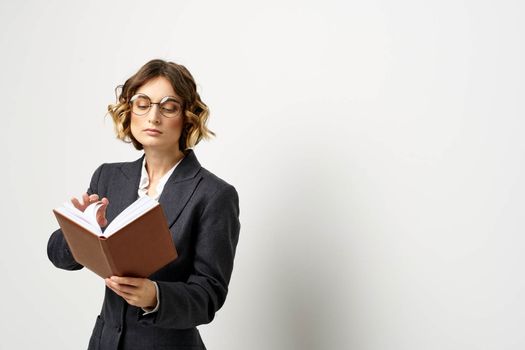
[98,238,118,276]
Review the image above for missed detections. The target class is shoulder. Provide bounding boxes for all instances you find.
[197,166,239,202]
[90,156,143,179]
[184,149,238,199]
[195,167,240,220]
[199,166,233,189]
[97,158,142,171]
[87,156,143,193]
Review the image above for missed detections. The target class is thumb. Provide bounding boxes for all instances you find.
[96,199,109,227]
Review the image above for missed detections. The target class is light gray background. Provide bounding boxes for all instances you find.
[0,0,523,349]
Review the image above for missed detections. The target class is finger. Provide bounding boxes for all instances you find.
[89,194,99,202]
[98,218,108,228]
[110,276,142,286]
[97,203,108,227]
[98,217,108,228]
[96,202,107,217]
[97,199,109,215]
[82,193,90,207]
[108,285,134,299]
[123,297,136,306]
[107,279,138,294]
[71,197,83,210]
[105,279,135,296]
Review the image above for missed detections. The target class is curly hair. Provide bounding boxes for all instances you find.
[107,59,215,153]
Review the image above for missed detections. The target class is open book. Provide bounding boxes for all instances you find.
[53,196,178,278]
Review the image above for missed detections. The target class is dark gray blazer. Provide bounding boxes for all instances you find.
[47,150,241,350]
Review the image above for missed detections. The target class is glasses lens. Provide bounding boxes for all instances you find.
[160,99,181,118]
[131,95,151,115]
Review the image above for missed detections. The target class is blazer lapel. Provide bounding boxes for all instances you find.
[108,150,202,228]
[158,149,203,228]
[108,155,144,223]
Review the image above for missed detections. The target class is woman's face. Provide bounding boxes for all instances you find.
[130,76,184,153]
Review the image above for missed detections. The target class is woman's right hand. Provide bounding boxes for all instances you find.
[71,193,109,227]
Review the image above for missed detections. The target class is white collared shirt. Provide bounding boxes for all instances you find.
[137,156,183,201]
[138,155,184,315]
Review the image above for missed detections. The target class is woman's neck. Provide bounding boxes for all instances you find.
[143,148,185,181]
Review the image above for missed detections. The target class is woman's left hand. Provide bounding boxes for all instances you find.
[105,276,157,309]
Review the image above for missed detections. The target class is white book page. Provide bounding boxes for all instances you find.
[83,202,105,229]
[55,196,158,237]
[104,196,159,237]
[54,202,103,235]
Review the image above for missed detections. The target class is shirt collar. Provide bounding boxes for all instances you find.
[137,155,184,200]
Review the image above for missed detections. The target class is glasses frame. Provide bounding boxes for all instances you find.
[129,93,183,118]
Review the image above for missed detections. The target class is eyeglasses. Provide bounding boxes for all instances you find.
[129,93,183,118]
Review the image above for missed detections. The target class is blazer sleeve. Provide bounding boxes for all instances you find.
[47,164,104,271]
[137,184,241,329]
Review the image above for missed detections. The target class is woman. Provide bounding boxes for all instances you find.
[47,59,241,350]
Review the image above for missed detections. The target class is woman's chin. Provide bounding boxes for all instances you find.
[137,136,162,146]
[141,141,179,152]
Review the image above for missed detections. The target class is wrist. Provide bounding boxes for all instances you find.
[146,280,158,308]
[141,281,160,314]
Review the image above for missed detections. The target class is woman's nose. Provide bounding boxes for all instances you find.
[147,104,162,123]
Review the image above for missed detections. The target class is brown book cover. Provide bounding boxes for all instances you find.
[52,204,178,278]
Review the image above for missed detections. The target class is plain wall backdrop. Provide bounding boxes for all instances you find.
[0,0,524,349]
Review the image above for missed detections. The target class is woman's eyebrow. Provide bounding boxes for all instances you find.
[163,96,183,104]
[137,93,182,104]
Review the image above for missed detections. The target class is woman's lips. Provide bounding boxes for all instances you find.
[144,128,162,136]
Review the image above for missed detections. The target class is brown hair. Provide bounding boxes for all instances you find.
[107,59,214,153]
